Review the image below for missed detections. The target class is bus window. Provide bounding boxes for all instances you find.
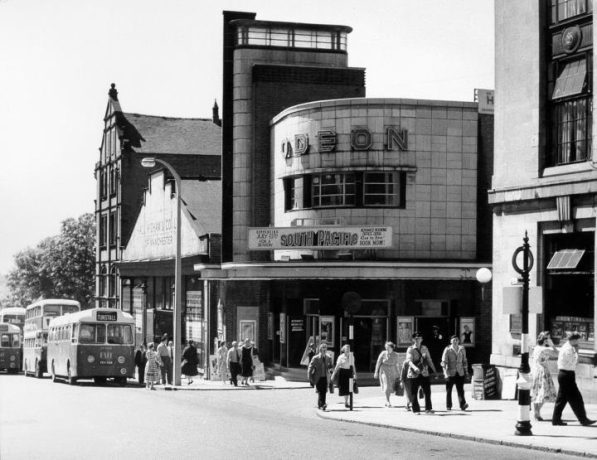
[12,334,19,347]
[79,324,107,344]
[45,306,61,317]
[1,334,10,347]
[72,324,78,342]
[107,324,133,344]
[62,305,79,315]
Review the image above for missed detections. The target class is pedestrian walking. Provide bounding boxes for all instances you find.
[240,338,254,386]
[181,340,199,385]
[400,359,412,411]
[144,343,162,390]
[157,333,172,385]
[134,344,147,385]
[332,344,356,408]
[227,341,242,386]
[531,331,558,421]
[427,325,445,375]
[405,332,437,414]
[373,341,402,407]
[216,341,228,384]
[307,343,333,411]
[441,335,469,411]
[551,332,596,426]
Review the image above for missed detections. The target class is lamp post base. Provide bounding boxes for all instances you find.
[515,420,533,436]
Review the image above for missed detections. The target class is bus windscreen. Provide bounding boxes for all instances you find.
[107,324,133,344]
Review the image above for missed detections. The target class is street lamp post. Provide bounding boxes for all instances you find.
[512,231,534,436]
[141,157,182,386]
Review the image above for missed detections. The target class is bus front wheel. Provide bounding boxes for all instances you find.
[34,360,43,378]
[67,367,76,385]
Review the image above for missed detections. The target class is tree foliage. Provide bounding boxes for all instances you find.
[5,213,96,308]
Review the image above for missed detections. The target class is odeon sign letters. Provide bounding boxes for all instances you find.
[282,126,408,158]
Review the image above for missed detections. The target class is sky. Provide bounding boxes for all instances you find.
[0,0,494,275]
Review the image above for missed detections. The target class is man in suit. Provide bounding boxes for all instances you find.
[552,332,595,426]
[307,343,333,410]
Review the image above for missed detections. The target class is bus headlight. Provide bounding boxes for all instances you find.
[87,355,96,363]
[9,355,15,361]
[9,363,15,368]
[117,356,125,364]
[120,368,127,375]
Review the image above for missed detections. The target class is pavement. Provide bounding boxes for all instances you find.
[150,377,597,457]
[317,384,597,458]
[150,375,310,391]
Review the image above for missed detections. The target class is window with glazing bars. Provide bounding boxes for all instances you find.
[550,0,592,24]
[312,173,355,207]
[363,172,400,206]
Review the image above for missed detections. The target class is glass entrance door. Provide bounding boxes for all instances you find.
[342,317,387,372]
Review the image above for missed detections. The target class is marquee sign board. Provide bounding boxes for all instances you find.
[248,226,393,250]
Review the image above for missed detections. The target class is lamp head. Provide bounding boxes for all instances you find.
[476,267,492,284]
[141,157,156,168]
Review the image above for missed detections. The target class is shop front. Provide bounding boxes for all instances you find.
[208,262,492,378]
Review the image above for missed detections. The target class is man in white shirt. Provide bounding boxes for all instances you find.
[157,334,172,385]
[226,341,242,387]
[551,332,595,426]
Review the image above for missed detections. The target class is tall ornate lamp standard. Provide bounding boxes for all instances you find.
[512,231,534,436]
[141,157,182,386]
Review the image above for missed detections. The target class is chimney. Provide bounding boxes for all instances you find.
[212,100,222,127]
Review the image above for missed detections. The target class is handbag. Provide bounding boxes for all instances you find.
[353,381,359,394]
[328,379,334,394]
[394,378,404,396]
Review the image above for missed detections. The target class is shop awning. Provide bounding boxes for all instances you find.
[546,249,585,270]
[194,261,491,281]
[552,59,587,100]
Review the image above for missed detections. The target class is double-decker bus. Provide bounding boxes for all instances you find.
[23,299,81,378]
[0,307,26,332]
[0,323,22,373]
[47,308,135,385]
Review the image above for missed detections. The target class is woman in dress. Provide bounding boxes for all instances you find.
[181,340,199,385]
[144,342,162,390]
[531,331,558,420]
[374,341,402,407]
[332,344,356,408]
[216,341,229,384]
[240,338,254,386]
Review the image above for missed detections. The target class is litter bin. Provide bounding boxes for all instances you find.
[471,364,498,400]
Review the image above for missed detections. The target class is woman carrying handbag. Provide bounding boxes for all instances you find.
[332,344,356,409]
[374,341,402,407]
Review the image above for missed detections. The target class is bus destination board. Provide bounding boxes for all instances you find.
[96,311,117,322]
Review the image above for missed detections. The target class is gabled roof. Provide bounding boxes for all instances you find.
[122,113,221,156]
[181,179,222,235]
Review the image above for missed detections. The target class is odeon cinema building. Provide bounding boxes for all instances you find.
[197,11,494,377]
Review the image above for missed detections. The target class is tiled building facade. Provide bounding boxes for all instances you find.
[198,12,494,377]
